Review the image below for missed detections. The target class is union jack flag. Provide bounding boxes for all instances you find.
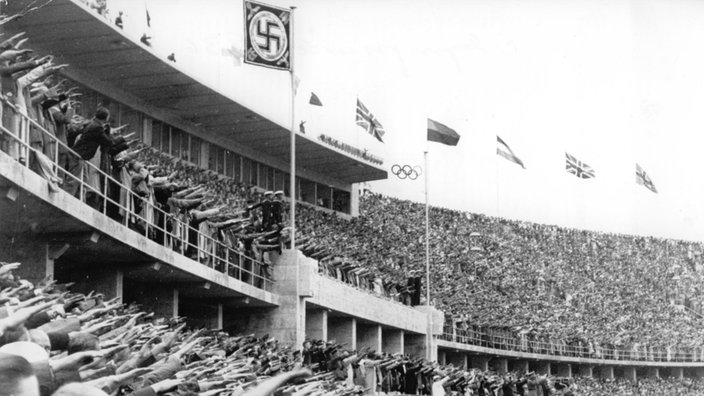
[636,163,658,193]
[356,99,385,143]
[565,152,595,179]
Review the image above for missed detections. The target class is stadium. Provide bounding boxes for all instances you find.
[0,0,703,395]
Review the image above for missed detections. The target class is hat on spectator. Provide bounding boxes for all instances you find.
[274,190,284,196]
[264,191,274,197]
[95,107,110,121]
[0,341,49,363]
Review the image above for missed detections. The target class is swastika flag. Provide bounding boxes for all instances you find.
[244,0,291,71]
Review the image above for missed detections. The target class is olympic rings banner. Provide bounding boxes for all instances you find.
[244,0,291,71]
[391,164,423,180]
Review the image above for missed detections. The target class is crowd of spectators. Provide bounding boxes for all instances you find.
[5,0,704,374]
[295,192,704,358]
[0,27,288,288]
[4,259,704,396]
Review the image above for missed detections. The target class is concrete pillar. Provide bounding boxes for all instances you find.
[511,360,530,373]
[557,364,572,378]
[382,329,404,355]
[647,367,659,379]
[671,367,684,379]
[217,303,223,329]
[579,365,594,378]
[350,184,359,217]
[329,317,356,350]
[599,366,614,380]
[469,356,489,371]
[305,309,328,341]
[404,333,427,359]
[623,367,637,382]
[358,323,382,352]
[447,352,466,369]
[494,359,508,374]
[438,350,447,365]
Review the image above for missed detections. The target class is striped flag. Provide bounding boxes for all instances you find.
[427,118,460,146]
[636,163,658,193]
[565,153,595,179]
[355,99,385,142]
[496,136,525,168]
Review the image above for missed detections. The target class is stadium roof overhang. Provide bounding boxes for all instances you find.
[3,0,387,184]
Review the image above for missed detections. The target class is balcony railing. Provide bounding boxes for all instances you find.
[0,99,272,291]
[439,324,704,363]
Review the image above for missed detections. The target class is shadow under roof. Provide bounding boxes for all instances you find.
[3,0,387,184]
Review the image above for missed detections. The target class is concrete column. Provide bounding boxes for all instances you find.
[217,303,223,329]
[382,329,404,354]
[599,366,614,380]
[557,364,572,378]
[647,367,659,379]
[623,367,637,382]
[404,333,427,359]
[305,309,328,341]
[358,323,382,352]
[469,356,489,371]
[534,361,551,376]
[494,359,508,374]
[172,289,179,318]
[350,184,359,216]
[671,367,684,379]
[511,360,530,373]
[329,317,356,350]
[446,352,466,369]
[438,350,447,365]
[579,365,594,378]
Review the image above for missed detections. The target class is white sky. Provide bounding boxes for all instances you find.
[108,0,704,242]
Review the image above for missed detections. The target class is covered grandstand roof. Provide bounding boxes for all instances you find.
[3,0,387,184]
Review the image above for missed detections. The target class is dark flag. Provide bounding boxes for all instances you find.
[636,163,658,193]
[146,7,151,27]
[355,99,385,142]
[427,118,460,146]
[244,0,291,70]
[309,92,323,106]
[496,136,525,168]
[565,152,595,179]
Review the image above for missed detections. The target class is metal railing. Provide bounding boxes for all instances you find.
[439,324,704,363]
[0,100,272,291]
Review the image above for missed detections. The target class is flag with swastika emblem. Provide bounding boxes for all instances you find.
[244,0,291,71]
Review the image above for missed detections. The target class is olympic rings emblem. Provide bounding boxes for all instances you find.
[391,164,423,180]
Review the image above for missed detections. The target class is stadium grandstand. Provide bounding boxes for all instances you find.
[0,0,702,396]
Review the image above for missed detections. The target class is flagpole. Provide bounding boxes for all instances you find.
[288,6,300,345]
[424,149,432,360]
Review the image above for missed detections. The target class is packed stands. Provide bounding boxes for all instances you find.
[2,260,704,396]
[296,192,704,359]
